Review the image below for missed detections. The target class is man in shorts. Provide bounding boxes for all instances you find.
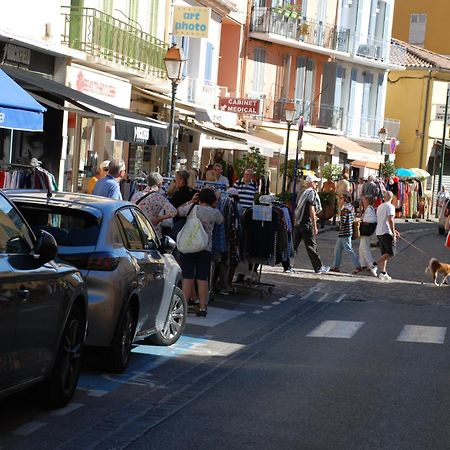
[375,191,399,280]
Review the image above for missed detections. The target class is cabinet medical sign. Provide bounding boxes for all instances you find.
[219,98,260,114]
[173,6,210,38]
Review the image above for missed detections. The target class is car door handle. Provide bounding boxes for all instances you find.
[18,289,29,301]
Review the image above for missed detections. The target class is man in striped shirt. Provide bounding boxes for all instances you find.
[233,168,257,211]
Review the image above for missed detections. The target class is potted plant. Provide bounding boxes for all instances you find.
[233,147,266,179]
[380,160,395,178]
[321,162,342,182]
[317,190,337,220]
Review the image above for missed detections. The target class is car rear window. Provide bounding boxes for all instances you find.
[17,204,100,247]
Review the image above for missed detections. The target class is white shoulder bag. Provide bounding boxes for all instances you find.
[176,206,209,253]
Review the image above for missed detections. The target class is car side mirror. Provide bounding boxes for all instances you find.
[161,235,176,254]
[34,230,58,263]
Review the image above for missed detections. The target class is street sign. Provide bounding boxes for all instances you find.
[219,98,260,114]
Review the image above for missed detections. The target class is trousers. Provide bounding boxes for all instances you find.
[359,236,376,267]
[293,224,323,271]
[332,235,360,269]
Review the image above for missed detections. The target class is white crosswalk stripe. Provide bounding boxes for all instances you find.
[306,320,365,339]
[396,325,447,344]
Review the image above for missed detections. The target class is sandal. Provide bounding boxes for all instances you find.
[195,305,208,317]
[330,267,340,272]
[352,267,364,274]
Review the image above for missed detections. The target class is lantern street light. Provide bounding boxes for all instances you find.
[282,102,296,196]
[164,43,185,176]
[378,126,387,177]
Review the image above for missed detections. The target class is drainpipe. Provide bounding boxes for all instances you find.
[419,70,432,168]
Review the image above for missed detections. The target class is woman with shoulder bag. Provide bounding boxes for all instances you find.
[178,188,224,317]
[358,195,378,276]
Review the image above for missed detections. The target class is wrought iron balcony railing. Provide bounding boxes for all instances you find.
[273,98,344,131]
[61,6,168,78]
[250,7,351,53]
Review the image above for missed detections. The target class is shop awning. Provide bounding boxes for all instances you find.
[2,66,168,145]
[310,132,384,163]
[253,126,327,156]
[351,160,381,170]
[133,86,211,122]
[0,68,46,131]
[182,121,279,157]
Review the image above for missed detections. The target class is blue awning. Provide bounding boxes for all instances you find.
[0,68,46,132]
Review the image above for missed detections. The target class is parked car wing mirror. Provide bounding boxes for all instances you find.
[34,230,58,263]
[161,235,176,254]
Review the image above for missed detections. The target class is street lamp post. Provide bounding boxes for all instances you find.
[164,43,185,176]
[378,126,387,178]
[281,102,296,197]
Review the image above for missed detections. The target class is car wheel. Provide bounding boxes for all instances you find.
[38,305,85,408]
[439,226,445,235]
[104,301,137,373]
[146,287,187,346]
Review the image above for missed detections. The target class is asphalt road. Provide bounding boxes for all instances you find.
[1,219,449,450]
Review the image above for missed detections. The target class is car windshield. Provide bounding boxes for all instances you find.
[17,204,100,247]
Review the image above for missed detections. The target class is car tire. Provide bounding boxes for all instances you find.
[38,305,85,408]
[439,226,445,235]
[104,301,137,373]
[146,287,187,346]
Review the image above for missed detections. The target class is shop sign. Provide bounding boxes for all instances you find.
[219,98,260,115]
[172,6,210,38]
[114,120,152,145]
[3,43,31,67]
[67,65,131,109]
[435,104,450,121]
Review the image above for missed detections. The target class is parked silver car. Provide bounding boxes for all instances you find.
[0,191,88,407]
[7,191,187,373]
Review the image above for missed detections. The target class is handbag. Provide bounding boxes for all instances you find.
[445,230,450,248]
[176,206,209,254]
[168,203,195,240]
[352,220,360,240]
[360,222,377,236]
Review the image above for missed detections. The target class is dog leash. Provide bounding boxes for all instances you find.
[397,234,429,256]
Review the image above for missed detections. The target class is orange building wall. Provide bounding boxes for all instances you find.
[243,39,327,119]
[392,0,450,55]
[218,20,242,97]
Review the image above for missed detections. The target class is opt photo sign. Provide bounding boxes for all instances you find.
[172,6,210,38]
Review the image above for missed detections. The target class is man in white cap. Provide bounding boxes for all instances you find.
[293,174,330,274]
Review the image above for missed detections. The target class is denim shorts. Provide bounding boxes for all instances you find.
[179,250,212,280]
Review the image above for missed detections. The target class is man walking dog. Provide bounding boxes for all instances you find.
[375,191,399,280]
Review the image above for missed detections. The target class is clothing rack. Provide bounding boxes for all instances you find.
[0,163,53,198]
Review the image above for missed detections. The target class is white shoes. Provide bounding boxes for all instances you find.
[369,265,378,277]
[378,272,392,281]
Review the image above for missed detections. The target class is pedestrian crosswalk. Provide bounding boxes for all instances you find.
[307,321,448,344]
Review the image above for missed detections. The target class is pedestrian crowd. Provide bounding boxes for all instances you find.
[292,173,399,280]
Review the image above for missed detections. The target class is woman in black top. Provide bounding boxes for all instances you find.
[169,170,197,208]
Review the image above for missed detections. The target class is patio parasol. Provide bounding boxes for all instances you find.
[395,168,415,178]
[409,168,430,178]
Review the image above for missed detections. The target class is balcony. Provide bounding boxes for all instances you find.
[347,115,400,139]
[250,7,351,53]
[273,98,344,131]
[61,6,168,78]
[185,78,219,108]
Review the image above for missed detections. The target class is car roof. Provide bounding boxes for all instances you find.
[3,190,133,219]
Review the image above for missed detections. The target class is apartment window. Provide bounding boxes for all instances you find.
[409,13,426,47]
[148,0,158,35]
[103,0,112,15]
[253,48,266,94]
[128,0,139,23]
[294,57,315,118]
[204,43,214,84]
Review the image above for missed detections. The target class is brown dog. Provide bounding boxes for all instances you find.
[423,258,450,286]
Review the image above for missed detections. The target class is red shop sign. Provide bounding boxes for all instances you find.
[219,98,260,114]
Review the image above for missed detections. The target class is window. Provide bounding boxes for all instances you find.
[133,209,157,248]
[204,42,214,84]
[253,48,266,94]
[18,205,100,247]
[0,196,33,254]
[117,208,144,250]
[409,13,427,47]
